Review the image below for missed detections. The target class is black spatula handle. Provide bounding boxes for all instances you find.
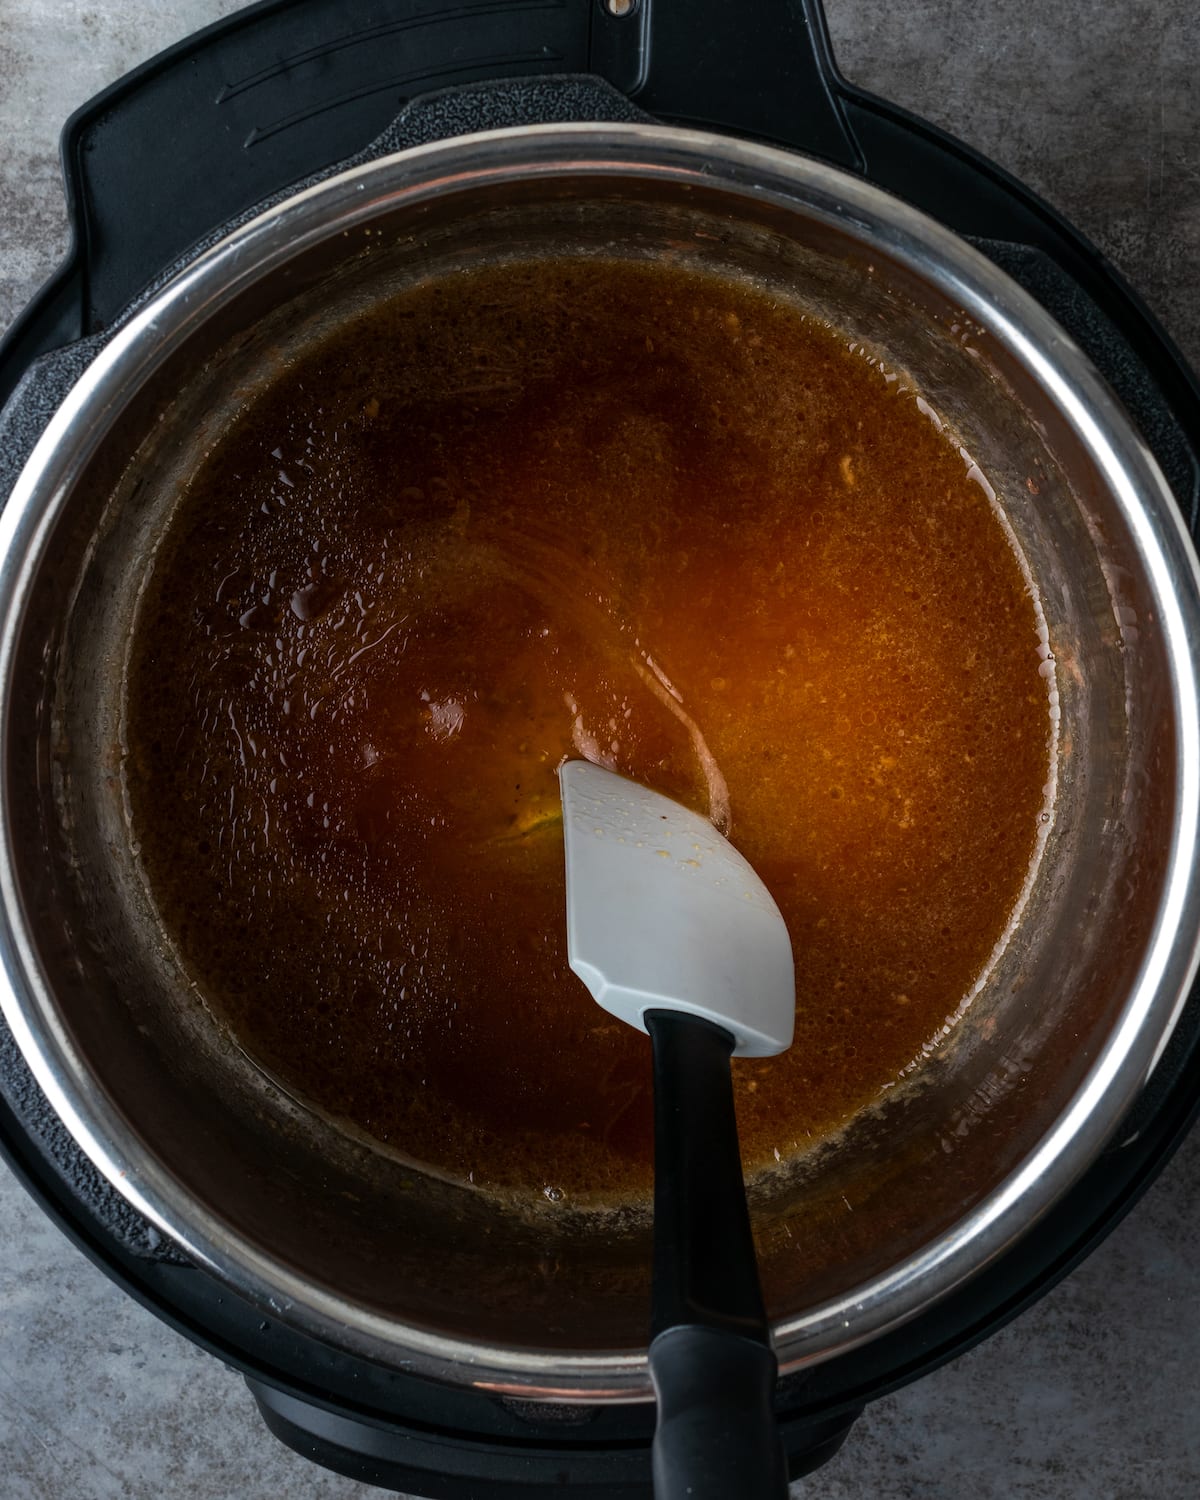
[644,1010,788,1500]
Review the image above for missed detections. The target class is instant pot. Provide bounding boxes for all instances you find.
[3,1,1200,1494]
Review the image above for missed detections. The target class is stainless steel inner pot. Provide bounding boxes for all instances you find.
[2,123,1199,1400]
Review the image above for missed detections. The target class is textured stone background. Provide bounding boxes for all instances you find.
[1,2,1199,1496]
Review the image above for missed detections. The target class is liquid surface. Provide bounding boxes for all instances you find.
[125,257,1051,1204]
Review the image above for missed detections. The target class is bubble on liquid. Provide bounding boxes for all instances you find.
[425,698,465,741]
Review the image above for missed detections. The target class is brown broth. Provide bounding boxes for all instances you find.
[124,257,1052,1205]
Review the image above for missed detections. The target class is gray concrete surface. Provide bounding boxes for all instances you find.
[2,1,1199,1495]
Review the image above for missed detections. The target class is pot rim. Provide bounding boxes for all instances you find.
[2,120,1199,1399]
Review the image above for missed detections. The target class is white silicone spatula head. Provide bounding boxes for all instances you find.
[558,760,795,1058]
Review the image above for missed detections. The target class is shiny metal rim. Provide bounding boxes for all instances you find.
[1,121,1199,1398]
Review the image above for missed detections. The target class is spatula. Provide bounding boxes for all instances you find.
[558,759,795,1500]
